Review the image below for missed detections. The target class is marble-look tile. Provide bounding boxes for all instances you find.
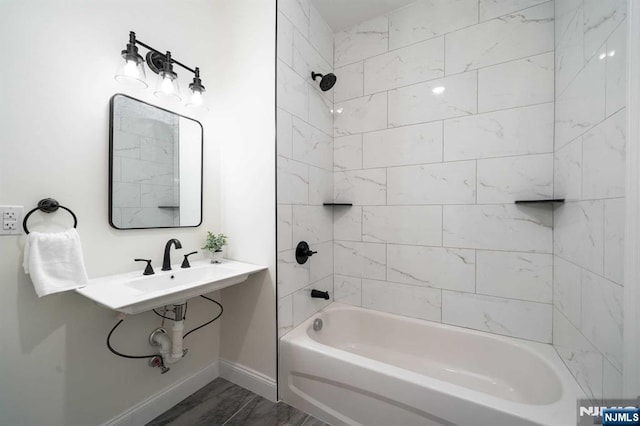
[553,137,582,200]
[278,249,309,297]
[553,309,604,400]
[445,2,554,74]
[555,49,606,149]
[479,0,549,22]
[364,37,445,94]
[363,206,442,245]
[582,109,625,199]
[277,204,293,252]
[309,5,333,65]
[388,71,477,127]
[442,291,552,342]
[279,0,310,38]
[120,158,174,186]
[140,139,174,164]
[555,0,584,96]
[334,274,362,306]
[292,117,332,170]
[604,198,624,285]
[444,103,554,161]
[554,256,582,328]
[278,294,294,337]
[308,88,333,136]
[225,396,308,426]
[292,205,332,244]
[554,201,604,273]
[387,161,476,205]
[478,52,554,112]
[362,279,442,322]
[113,130,141,159]
[334,62,364,103]
[362,121,443,168]
[293,30,332,89]
[334,134,362,171]
[387,245,475,292]
[277,60,309,121]
[112,182,141,208]
[308,166,333,205]
[334,241,386,280]
[334,15,388,68]
[309,240,333,282]
[277,108,293,158]
[334,169,386,205]
[583,0,626,61]
[389,0,478,50]
[140,185,177,209]
[476,251,552,303]
[277,156,308,204]
[477,154,553,203]
[120,208,177,228]
[603,359,623,399]
[277,12,294,67]
[334,205,362,241]
[605,22,627,116]
[293,276,333,325]
[444,204,552,252]
[581,269,623,371]
[334,92,387,136]
[147,378,256,426]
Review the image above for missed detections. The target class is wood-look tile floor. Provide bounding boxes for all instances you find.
[147,378,329,426]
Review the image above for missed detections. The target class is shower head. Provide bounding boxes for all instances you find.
[311,72,337,91]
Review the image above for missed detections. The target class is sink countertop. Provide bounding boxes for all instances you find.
[76,259,267,314]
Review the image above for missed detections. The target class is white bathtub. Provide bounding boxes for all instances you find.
[280,303,583,426]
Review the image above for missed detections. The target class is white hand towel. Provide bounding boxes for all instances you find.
[23,228,89,297]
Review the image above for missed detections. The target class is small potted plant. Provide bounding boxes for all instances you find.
[202,232,227,263]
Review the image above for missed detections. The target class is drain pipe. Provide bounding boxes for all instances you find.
[149,303,188,371]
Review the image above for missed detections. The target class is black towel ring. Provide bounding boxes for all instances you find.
[23,198,78,235]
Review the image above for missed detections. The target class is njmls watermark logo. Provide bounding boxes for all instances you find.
[577,398,640,425]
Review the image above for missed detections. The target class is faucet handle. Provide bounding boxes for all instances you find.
[181,251,198,269]
[134,259,154,275]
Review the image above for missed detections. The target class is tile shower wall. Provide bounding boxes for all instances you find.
[331,0,556,343]
[111,100,180,228]
[552,0,627,400]
[277,0,335,336]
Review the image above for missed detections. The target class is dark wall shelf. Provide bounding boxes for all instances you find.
[158,206,180,209]
[514,199,565,204]
[323,203,353,207]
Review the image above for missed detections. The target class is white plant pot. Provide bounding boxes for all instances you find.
[209,249,224,264]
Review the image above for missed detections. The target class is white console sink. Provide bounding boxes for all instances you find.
[76,259,267,314]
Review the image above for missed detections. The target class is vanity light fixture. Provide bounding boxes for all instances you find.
[115,31,207,108]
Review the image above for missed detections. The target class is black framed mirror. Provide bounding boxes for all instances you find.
[109,94,203,229]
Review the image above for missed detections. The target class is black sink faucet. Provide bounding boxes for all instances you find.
[162,239,183,271]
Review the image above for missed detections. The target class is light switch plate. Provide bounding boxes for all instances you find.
[1,206,23,235]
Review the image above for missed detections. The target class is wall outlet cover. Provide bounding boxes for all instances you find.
[1,206,23,235]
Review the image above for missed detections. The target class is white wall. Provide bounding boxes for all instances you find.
[212,0,278,385]
[327,0,555,344]
[553,0,627,401]
[0,0,275,424]
[276,0,335,336]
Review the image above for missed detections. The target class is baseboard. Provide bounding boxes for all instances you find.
[103,361,219,426]
[219,359,277,402]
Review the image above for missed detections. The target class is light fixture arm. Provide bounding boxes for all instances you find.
[127,31,198,76]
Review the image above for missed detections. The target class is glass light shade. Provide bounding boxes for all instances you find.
[186,89,208,110]
[114,58,147,88]
[154,72,181,101]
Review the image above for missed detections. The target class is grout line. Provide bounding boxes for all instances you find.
[335,50,555,105]
[220,395,257,426]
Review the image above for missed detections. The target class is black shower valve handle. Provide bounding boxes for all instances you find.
[296,241,317,264]
[134,258,155,275]
[181,251,198,269]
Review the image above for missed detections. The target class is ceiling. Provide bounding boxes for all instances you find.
[310,0,416,32]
